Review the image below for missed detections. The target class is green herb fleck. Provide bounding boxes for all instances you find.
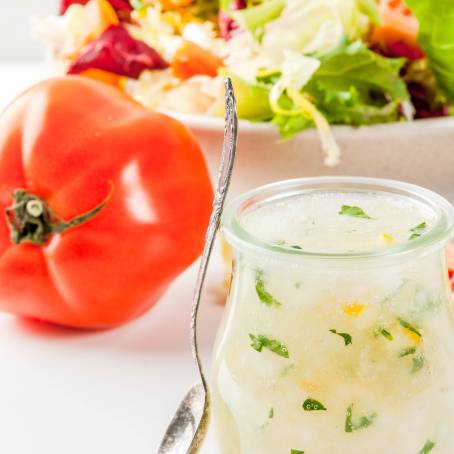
[412,353,425,373]
[290,244,303,250]
[330,329,352,346]
[290,450,305,454]
[409,222,427,240]
[377,327,393,341]
[303,398,327,411]
[397,318,421,337]
[345,404,377,433]
[398,346,417,357]
[294,282,301,289]
[249,334,289,358]
[339,205,373,219]
[418,440,435,454]
[255,270,282,307]
[268,408,274,419]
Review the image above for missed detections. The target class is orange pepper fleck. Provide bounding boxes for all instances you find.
[299,380,319,393]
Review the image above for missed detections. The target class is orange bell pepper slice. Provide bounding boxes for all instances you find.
[171,40,223,80]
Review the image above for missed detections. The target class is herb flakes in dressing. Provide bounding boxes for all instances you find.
[255,270,282,307]
[330,329,352,346]
[303,398,327,411]
[345,404,377,433]
[418,440,435,454]
[249,334,289,358]
[339,205,373,219]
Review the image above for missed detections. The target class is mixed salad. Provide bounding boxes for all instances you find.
[36,0,454,164]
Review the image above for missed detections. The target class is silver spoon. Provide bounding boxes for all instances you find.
[157,78,238,454]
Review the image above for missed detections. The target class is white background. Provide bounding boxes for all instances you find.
[0,0,57,58]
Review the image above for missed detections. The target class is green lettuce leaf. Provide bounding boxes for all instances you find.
[217,70,273,120]
[305,41,409,125]
[231,0,286,35]
[406,0,454,101]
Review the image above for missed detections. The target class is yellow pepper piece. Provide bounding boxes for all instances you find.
[381,233,395,244]
[403,328,422,346]
[343,302,365,317]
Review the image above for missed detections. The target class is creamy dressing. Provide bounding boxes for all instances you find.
[212,189,454,454]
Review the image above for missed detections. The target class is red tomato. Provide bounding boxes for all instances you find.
[0,76,213,328]
[371,0,424,60]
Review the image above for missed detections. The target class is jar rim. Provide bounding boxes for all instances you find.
[221,177,454,261]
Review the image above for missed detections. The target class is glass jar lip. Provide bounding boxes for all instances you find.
[221,176,454,261]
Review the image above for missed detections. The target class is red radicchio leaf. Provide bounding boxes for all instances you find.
[386,41,424,61]
[407,82,450,119]
[60,0,132,21]
[68,25,169,79]
[219,0,247,41]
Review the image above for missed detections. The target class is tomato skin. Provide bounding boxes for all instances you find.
[0,76,213,328]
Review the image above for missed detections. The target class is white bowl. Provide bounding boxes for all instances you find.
[167,111,454,202]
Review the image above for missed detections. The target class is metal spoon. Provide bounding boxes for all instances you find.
[157,78,238,454]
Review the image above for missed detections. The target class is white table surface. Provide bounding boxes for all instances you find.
[0,61,222,453]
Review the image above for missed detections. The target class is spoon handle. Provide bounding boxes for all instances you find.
[189,78,238,450]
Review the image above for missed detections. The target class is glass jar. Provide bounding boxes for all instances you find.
[212,177,454,454]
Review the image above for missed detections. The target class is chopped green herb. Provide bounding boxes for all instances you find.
[377,327,393,341]
[290,244,303,250]
[290,450,305,454]
[268,408,274,419]
[412,353,425,373]
[303,398,327,411]
[418,440,435,454]
[397,318,421,337]
[409,222,427,240]
[398,346,417,357]
[345,404,377,433]
[249,334,289,358]
[339,205,373,219]
[255,270,282,307]
[330,329,352,346]
[294,282,301,289]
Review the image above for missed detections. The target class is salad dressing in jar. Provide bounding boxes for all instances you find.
[212,177,454,454]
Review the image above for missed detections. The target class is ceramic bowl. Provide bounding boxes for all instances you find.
[167,112,454,202]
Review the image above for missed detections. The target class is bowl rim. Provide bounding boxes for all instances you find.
[162,109,454,137]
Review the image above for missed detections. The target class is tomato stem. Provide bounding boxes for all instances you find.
[5,189,111,245]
